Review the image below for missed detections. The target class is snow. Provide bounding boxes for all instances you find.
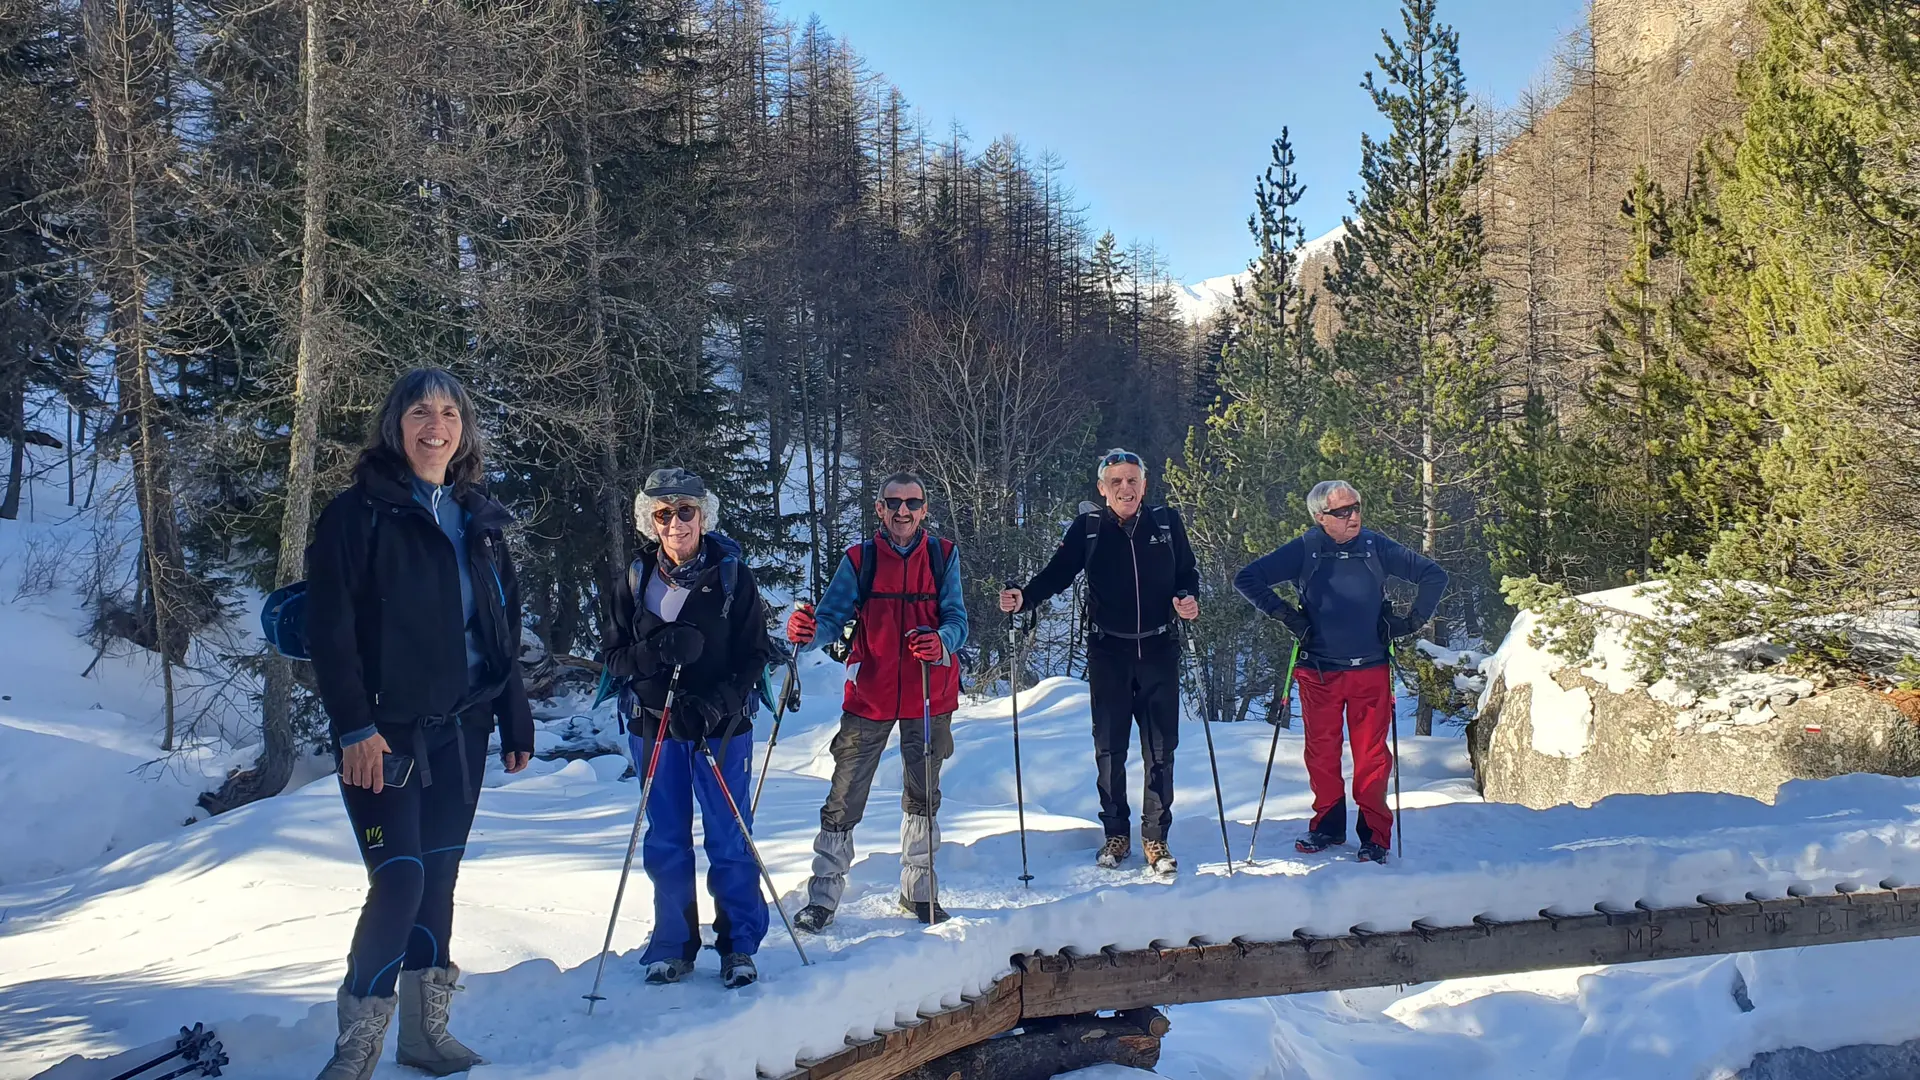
[10,634,1920,1079]
[1478,580,1920,751]
[0,470,272,885]
[1171,225,1346,324]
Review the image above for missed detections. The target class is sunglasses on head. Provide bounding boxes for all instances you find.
[882,496,927,512]
[652,504,699,525]
[1101,451,1143,469]
[1321,503,1362,520]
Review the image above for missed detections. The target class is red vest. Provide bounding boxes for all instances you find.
[842,533,961,721]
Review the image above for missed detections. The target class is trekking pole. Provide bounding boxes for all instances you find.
[1005,584,1033,888]
[1176,593,1234,877]
[584,662,684,1014]
[696,736,813,966]
[1390,640,1404,860]
[751,654,800,819]
[1247,636,1302,865]
[916,638,942,916]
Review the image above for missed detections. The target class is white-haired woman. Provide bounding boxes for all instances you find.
[600,467,771,988]
[306,367,535,1080]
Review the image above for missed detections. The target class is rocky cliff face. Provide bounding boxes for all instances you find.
[1592,0,1752,78]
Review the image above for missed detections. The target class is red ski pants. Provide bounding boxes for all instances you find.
[1295,664,1395,847]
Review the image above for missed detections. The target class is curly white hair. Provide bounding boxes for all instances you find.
[634,488,721,542]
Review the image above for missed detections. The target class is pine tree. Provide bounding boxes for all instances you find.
[1580,167,1703,577]
[1166,129,1324,722]
[1657,0,1920,665]
[1325,0,1500,730]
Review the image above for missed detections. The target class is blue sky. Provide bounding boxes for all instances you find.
[793,0,1588,283]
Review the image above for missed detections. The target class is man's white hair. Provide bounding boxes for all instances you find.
[1095,447,1148,483]
[1306,480,1360,521]
[635,489,721,541]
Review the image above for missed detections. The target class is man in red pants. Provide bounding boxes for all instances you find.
[1231,481,1447,863]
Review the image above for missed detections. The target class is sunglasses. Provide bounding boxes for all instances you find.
[1101,451,1143,469]
[1321,503,1362,520]
[652,504,699,525]
[882,496,927,512]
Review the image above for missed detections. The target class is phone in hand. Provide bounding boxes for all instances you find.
[381,752,416,789]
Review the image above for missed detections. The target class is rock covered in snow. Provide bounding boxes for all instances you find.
[1468,584,1920,809]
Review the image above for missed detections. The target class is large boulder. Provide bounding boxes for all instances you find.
[1470,585,1920,809]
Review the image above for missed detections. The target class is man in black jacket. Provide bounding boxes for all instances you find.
[999,448,1199,874]
[600,467,772,989]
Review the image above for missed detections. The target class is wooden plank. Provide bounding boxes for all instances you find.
[1020,888,1920,1017]
[774,973,1024,1080]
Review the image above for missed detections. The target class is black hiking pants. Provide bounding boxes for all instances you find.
[337,715,489,998]
[1086,638,1181,843]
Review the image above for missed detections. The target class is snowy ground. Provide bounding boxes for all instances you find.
[6,638,1920,1080]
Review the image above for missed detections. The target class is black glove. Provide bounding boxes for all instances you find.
[1380,601,1416,641]
[1274,602,1312,642]
[665,693,710,741]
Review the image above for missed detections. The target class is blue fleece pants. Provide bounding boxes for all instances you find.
[630,732,768,964]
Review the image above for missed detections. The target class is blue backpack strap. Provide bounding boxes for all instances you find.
[719,556,739,620]
[852,538,878,611]
[927,536,953,587]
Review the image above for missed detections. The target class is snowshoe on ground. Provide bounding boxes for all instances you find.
[898,895,951,924]
[314,989,395,1080]
[643,958,696,985]
[1357,842,1390,864]
[1095,835,1131,868]
[1295,831,1345,854]
[397,964,484,1075]
[1143,839,1177,875]
[720,953,758,989]
[793,904,834,934]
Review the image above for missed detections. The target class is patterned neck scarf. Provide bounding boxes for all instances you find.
[658,539,708,591]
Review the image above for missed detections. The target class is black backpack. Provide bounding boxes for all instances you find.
[825,535,954,663]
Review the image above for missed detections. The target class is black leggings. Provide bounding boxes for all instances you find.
[338,721,489,998]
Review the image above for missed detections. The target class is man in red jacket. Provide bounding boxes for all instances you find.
[783,472,970,929]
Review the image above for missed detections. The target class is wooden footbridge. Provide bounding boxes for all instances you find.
[776,884,1920,1080]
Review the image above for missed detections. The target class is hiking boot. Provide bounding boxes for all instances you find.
[898,895,951,924]
[1142,839,1177,875]
[793,904,834,934]
[1357,842,1390,864]
[397,965,484,1075]
[1295,830,1345,854]
[1095,835,1131,868]
[720,953,757,989]
[313,988,395,1080]
[643,958,696,985]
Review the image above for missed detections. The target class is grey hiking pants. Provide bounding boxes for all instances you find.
[805,710,954,910]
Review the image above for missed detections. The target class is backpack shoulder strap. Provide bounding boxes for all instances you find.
[1295,528,1328,600]
[852,539,878,612]
[1080,511,1103,578]
[719,557,740,620]
[926,536,954,597]
[1364,533,1388,594]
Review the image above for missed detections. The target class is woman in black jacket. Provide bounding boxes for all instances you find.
[305,368,535,1080]
[601,467,772,989]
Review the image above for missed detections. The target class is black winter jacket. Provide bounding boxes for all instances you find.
[305,453,536,755]
[601,532,771,742]
[1019,504,1200,657]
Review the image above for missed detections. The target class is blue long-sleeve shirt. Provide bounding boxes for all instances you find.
[801,532,969,660]
[1234,527,1447,669]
